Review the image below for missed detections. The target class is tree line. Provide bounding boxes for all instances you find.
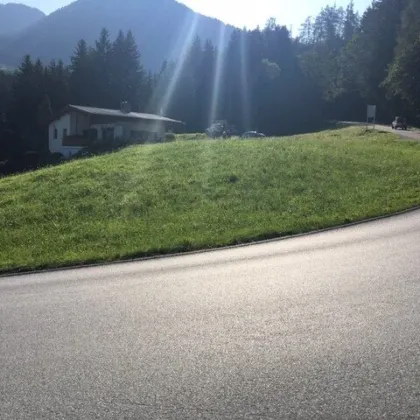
[298,0,420,123]
[1,0,419,174]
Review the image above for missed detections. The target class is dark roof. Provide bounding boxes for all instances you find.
[65,105,183,124]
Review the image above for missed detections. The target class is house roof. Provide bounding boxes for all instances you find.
[65,105,183,124]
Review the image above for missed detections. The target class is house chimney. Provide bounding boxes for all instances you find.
[120,101,131,114]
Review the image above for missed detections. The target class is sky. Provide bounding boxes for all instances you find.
[9,0,372,32]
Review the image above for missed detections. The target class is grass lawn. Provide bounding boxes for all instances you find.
[1,127,420,274]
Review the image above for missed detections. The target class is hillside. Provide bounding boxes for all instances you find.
[1,127,420,273]
[0,3,45,36]
[0,0,233,70]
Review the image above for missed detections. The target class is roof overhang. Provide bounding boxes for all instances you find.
[51,105,184,125]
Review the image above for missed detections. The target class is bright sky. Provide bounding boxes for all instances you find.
[14,0,372,31]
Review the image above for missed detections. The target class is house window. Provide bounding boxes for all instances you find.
[63,128,68,138]
[54,128,58,139]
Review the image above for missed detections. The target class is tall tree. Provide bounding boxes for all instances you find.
[299,17,314,45]
[166,37,203,130]
[383,0,420,119]
[343,1,360,42]
[93,28,113,107]
[196,39,215,129]
[102,30,145,110]
[122,30,145,110]
[8,55,46,150]
[0,70,14,121]
[45,60,69,111]
[69,39,95,105]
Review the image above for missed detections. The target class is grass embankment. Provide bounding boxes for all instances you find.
[1,127,420,273]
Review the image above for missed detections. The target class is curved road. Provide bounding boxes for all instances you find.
[340,121,420,141]
[375,124,420,141]
[2,211,420,419]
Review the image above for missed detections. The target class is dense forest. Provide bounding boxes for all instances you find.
[0,0,419,174]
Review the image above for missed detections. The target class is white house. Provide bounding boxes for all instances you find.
[49,103,183,157]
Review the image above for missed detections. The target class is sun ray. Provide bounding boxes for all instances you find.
[239,30,251,132]
[153,14,200,120]
[208,24,226,127]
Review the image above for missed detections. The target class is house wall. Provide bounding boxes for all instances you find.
[48,112,87,157]
[121,120,166,142]
[49,112,169,157]
[49,113,70,154]
[70,112,91,136]
[91,123,124,140]
[91,120,166,143]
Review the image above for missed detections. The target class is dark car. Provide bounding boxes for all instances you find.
[392,117,408,130]
[242,131,266,138]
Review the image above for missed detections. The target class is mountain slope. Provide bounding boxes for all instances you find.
[0,0,233,70]
[0,3,45,36]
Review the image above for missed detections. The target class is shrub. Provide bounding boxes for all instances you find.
[43,152,65,164]
[178,133,208,141]
[165,132,176,142]
[21,151,40,170]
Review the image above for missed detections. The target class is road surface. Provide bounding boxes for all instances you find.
[340,121,420,141]
[2,211,420,419]
[375,124,420,141]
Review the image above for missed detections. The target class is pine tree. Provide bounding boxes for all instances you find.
[223,29,244,131]
[45,59,69,111]
[108,30,145,110]
[9,55,47,151]
[167,37,202,129]
[109,30,127,108]
[343,1,360,42]
[123,30,145,110]
[0,70,14,120]
[143,71,155,111]
[197,39,215,129]
[299,17,314,45]
[69,39,94,105]
[93,28,113,107]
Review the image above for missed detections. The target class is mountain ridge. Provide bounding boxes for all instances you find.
[0,2,45,36]
[0,0,234,70]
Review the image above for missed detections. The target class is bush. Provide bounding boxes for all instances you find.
[164,132,176,142]
[0,129,26,161]
[43,152,65,164]
[85,138,130,155]
[0,160,10,176]
[178,133,208,141]
[21,151,40,170]
[0,151,40,176]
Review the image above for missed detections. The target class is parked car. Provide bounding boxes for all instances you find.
[391,117,408,130]
[242,131,266,138]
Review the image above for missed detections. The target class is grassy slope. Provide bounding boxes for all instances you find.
[1,127,420,273]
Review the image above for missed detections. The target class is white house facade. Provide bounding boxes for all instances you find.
[49,104,183,157]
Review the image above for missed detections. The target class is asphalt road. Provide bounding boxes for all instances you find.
[2,211,420,419]
[375,124,420,141]
[340,121,420,141]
